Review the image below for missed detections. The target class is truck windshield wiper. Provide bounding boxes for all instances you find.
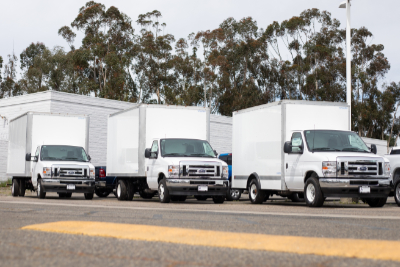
[313,148,341,151]
[163,153,187,157]
[188,153,215,158]
[341,148,369,152]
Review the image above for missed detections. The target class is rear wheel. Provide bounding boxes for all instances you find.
[171,195,186,202]
[213,196,225,204]
[126,181,135,201]
[11,179,20,197]
[304,177,324,207]
[226,186,241,201]
[139,190,156,199]
[37,179,46,199]
[58,193,67,198]
[84,193,94,200]
[194,196,208,201]
[158,179,170,203]
[248,178,265,204]
[289,193,305,202]
[117,180,128,201]
[395,180,400,207]
[366,198,387,207]
[19,179,26,197]
[95,188,111,198]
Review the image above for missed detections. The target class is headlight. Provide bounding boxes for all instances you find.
[90,169,95,179]
[322,162,336,177]
[168,165,179,178]
[222,166,229,179]
[384,163,391,177]
[43,167,51,177]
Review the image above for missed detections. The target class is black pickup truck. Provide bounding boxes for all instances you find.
[94,166,117,197]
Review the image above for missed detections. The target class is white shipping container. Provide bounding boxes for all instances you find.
[232,100,350,190]
[107,104,210,177]
[7,112,89,177]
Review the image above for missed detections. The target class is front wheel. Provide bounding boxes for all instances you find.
[366,198,387,207]
[11,179,20,197]
[158,179,170,203]
[84,193,94,200]
[37,179,46,199]
[394,181,400,207]
[304,177,324,207]
[195,196,208,201]
[213,196,225,204]
[248,178,265,204]
[226,187,241,201]
[95,188,111,198]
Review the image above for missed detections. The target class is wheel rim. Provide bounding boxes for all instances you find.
[306,183,315,202]
[396,183,400,202]
[159,184,165,200]
[250,184,257,200]
[231,190,240,198]
[37,183,40,196]
[117,184,121,198]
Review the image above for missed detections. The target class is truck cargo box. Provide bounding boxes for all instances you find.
[232,100,350,190]
[107,104,210,177]
[7,112,89,177]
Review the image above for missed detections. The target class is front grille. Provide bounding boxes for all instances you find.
[182,164,219,178]
[347,161,378,176]
[58,168,85,178]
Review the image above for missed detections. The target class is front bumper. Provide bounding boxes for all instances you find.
[42,179,95,193]
[319,178,391,198]
[166,179,229,196]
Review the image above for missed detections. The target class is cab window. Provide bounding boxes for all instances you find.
[150,140,158,157]
[290,132,303,153]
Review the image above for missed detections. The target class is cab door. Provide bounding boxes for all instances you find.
[31,146,40,187]
[147,140,159,189]
[285,132,304,190]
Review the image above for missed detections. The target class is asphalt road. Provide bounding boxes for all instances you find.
[1,191,400,267]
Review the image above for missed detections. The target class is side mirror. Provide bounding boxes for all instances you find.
[145,148,151,158]
[25,153,31,161]
[371,144,377,154]
[87,155,91,161]
[213,150,218,156]
[283,142,292,153]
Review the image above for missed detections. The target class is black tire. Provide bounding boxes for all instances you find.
[226,185,241,201]
[65,193,72,198]
[139,190,156,199]
[126,181,135,201]
[11,179,20,197]
[179,196,187,201]
[366,198,387,207]
[58,193,67,198]
[19,179,26,197]
[84,193,94,200]
[213,196,225,204]
[289,193,305,202]
[170,196,180,202]
[158,178,170,203]
[248,178,265,204]
[304,177,324,207]
[95,188,111,198]
[116,180,128,201]
[37,179,46,199]
[395,180,400,207]
[194,196,208,201]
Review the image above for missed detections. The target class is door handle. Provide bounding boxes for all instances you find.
[286,163,288,169]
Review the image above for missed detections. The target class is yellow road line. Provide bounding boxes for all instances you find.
[22,221,400,262]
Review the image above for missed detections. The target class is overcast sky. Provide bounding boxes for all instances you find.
[1,0,399,84]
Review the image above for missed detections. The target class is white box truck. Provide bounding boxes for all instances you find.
[232,100,392,207]
[107,104,229,203]
[383,147,400,206]
[7,112,96,199]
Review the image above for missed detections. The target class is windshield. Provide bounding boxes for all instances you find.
[304,130,370,153]
[160,139,216,158]
[40,145,89,161]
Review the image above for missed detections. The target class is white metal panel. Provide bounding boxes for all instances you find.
[362,137,387,156]
[0,141,8,181]
[31,114,88,156]
[107,108,139,175]
[232,104,282,189]
[7,115,28,175]
[145,107,208,148]
[285,104,349,141]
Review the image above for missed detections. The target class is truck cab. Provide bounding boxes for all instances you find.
[383,147,400,206]
[144,138,229,203]
[284,130,392,207]
[25,145,95,199]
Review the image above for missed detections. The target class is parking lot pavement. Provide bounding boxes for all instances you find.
[1,194,400,266]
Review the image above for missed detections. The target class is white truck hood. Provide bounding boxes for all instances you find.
[162,157,228,167]
[41,161,95,168]
[317,152,388,162]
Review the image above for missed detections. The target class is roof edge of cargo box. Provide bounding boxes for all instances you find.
[9,111,89,123]
[109,103,210,118]
[232,100,349,115]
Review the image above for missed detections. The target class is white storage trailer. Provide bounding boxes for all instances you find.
[232,100,392,207]
[7,112,90,192]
